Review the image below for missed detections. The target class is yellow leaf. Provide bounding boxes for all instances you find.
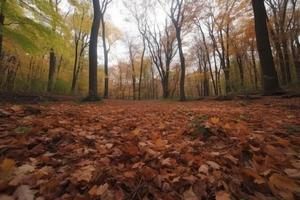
[210,117,220,124]
[1,159,16,173]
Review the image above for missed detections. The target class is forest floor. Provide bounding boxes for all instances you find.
[0,98,300,200]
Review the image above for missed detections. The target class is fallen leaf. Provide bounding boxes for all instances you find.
[71,165,95,183]
[210,117,220,124]
[216,191,231,200]
[0,195,14,200]
[0,159,15,180]
[13,185,36,200]
[206,161,220,170]
[224,154,238,165]
[161,158,176,167]
[284,169,300,179]
[269,173,300,193]
[88,183,109,196]
[198,164,209,175]
[183,187,197,200]
[124,171,136,178]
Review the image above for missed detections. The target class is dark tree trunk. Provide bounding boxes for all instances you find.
[86,0,101,101]
[71,38,79,93]
[176,28,186,101]
[252,0,280,94]
[236,54,244,88]
[47,48,56,92]
[224,69,230,94]
[0,0,5,57]
[101,16,109,99]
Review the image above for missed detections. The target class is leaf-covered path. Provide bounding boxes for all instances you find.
[0,98,300,200]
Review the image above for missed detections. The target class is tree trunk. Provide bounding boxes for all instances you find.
[281,39,292,83]
[86,0,101,101]
[0,2,4,58]
[224,69,230,94]
[71,38,79,93]
[138,39,146,100]
[176,28,186,101]
[252,0,280,94]
[274,40,287,85]
[236,54,244,88]
[251,44,258,90]
[101,16,109,99]
[47,48,56,92]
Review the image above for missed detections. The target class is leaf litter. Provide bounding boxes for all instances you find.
[0,98,299,199]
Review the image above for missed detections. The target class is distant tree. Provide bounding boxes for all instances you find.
[251,0,280,94]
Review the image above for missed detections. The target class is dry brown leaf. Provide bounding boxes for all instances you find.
[269,173,300,193]
[71,165,95,183]
[122,144,139,156]
[198,164,209,175]
[88,183,109,196]
[13,185,36,200]
[216,191,231,200]
[0,195,14,200]
[224,154,238,165]
[284,169,300,179]
[161,158,176,167]
[10,105,23,112]
[206,161,220,170]
[183,187,198,200]
[243,168,265,184]
[124,171,136,178]
[154,138,167,149]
